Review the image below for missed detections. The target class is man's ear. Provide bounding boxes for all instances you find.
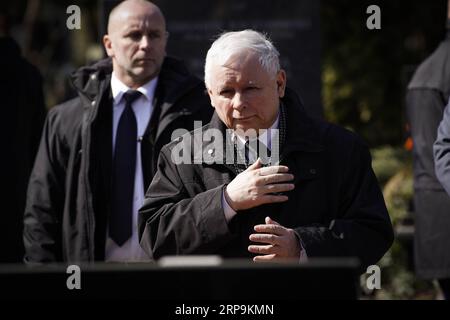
[276,70,287,98]
[207,89,216,108]
[103,34,114,57]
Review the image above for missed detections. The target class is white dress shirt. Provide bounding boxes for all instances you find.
[105,73,158,262]
[221,113,308,261]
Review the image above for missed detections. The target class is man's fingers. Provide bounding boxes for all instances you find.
[253,254,277,262]
[258,165,290,176]
[258,194,289,205]
[259,173,294,186]
[249,233,279,245]
[254,223,286,235]
[248,244,276,254]
[245,158,262,171]
[265,216,280,225]
[260,183,294,194]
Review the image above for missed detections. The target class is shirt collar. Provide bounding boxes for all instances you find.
[111,72,158,104]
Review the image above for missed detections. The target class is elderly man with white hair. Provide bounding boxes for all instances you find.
[139,30,393,270]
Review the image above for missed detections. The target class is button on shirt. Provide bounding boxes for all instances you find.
[221,114,308,261]
[105,73,158,262]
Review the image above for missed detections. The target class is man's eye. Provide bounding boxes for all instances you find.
[219,89,233,96]
[148,32,162,40]
[128,32,142,40]
[246,86,259,91]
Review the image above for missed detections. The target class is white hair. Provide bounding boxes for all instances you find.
[204,29,280,89]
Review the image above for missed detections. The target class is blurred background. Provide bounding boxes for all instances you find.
[1,0,448,299]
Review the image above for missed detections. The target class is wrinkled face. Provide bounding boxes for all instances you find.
[103,7,167,88]
[207,52,286,132]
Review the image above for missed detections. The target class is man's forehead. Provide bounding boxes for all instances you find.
[110,7,165,33]
[210,62,268,87]
[215,76,259,87]
[122,16,165,31]
[222,52,258,70]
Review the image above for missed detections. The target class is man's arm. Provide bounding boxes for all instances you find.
[138,146,234,259]
[23,108,66,263]
[139,146,303,260]
[434,101,450,195]
[407,89,446,189]
[294,137,394,270]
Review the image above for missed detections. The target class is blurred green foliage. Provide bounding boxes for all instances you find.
[321,0,447,147]
[321,1,447,299]
[364,146,437,299]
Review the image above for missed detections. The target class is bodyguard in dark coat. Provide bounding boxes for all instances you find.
[23,1,212,263]
[406,19,450,296]
[139,30,393,270]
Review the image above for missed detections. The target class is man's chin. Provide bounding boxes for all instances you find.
[233,124,261,134]
[130,69,158,85]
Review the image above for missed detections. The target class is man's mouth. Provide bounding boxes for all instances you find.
[234,116,254,121]
[136,58,153,63]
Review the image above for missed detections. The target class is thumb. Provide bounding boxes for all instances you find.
[265,216,280,225]
[245,158,262,171]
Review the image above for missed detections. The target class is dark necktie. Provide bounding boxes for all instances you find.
[110,90,142,246]
[231,103,287,174]
[244,139,250,167]
[244,138,271,166]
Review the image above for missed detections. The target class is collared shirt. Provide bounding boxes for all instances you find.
[105,73,158,262]
[232,115,280,164]
[221,112,307,261]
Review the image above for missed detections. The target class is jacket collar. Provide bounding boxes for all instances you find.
[70,58,113,103]
[281,88,325,153]
[70,56,204,115]
[155,57,206,120]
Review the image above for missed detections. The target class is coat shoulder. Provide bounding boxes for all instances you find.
[46,97,84,140]
[320,120,369,156]
[160,122,212,154]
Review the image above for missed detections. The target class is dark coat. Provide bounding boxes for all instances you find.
[407,30,450,279]
[0,37,46,263]
[23,57,213,263]
[435,103,450,195]
[138,89,394,271]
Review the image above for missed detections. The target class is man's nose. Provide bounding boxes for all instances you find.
[232,92,246,111]
[139,35,151,50]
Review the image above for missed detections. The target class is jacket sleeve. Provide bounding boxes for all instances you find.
[406,89,446,189]
[434,101,450,195]
[294,137,394,270]
[138,146,234,259]
[23,107,66,263]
